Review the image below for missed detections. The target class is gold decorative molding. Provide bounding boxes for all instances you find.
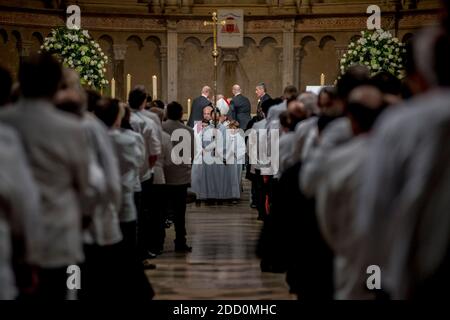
[398,13,440,28]
[0,8,440,36]
[246,20,284,32]
[0,11,63,28]
[79,16,166,32]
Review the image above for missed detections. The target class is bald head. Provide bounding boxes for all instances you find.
[232,84,241,96]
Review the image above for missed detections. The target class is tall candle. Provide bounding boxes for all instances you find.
[126,74,131,98]
[320,73,325,86]
[187,98,192,119]
[111,78,116,99]
[152,75,157,100]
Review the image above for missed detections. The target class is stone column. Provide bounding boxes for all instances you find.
[282,19,295,89]
[151,0,162,14]
[297,48,307,91]
[159,46,168,102]
[294,46,301,88]
[282,0,295,6]
[167,20,178,103]
[278,50,284,91]
[113,44,127,101]
[165,0,179,14]
[181,0,193,14]
[404,0,417,9]
[178,47,185,65]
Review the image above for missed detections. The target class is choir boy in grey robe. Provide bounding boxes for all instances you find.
[148,107,173,254]
[56,71,124,299]
[0,54,90,300]
[94,98,154,300]
[128,86,162,260]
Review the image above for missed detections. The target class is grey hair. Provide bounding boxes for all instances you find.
[298,91,319,115]
[256,82,267,92]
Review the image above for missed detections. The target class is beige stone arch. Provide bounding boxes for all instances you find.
[401,32,414,44]
[126,35,144,49]
[350,34,362,44]
[145,35,163,47]
[183,36,203,49]
[237,34,281,104]
[259,36,278,48]
[0,29,22,78]
[319,35,336,49]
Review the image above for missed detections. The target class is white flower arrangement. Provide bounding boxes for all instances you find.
[340,29,407,79]
[41,27,109,89]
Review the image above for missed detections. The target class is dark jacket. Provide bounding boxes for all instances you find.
[230,94,252,130]
[187,95,210,127]
[257,93,271,110]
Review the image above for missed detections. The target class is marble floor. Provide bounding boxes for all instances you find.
[146,183,295,300]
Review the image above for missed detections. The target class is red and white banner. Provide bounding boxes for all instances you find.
[217,9,244,48]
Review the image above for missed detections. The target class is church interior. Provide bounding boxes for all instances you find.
[0,0,449,304]
[0,0,440,110]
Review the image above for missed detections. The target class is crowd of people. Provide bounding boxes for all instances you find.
[0,54,194,300]
[255,13,450,299]
[1,3,449,301]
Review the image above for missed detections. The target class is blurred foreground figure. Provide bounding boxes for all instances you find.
[0,124,41,299]
[0,53,90,300]
[354,27,450,299]
[315,85,386,299]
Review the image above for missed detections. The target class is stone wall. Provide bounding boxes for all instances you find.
[0,0,441,111]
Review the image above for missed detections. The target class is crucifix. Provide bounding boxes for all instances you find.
[204,11,226,126]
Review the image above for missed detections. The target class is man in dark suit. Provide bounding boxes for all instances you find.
[230,84,252,130]
[187,86,211,127]
[256,82,271,111]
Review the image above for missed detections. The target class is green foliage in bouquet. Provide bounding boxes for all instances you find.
[41,27,108,89]
[340,29,407,79]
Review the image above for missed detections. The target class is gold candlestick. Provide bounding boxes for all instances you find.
[111,78,116,99]
[152,75,158,100]
[204,12,226,127]
[187,98,192,119]
[126,74,131,98]
[320,73,325,86]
